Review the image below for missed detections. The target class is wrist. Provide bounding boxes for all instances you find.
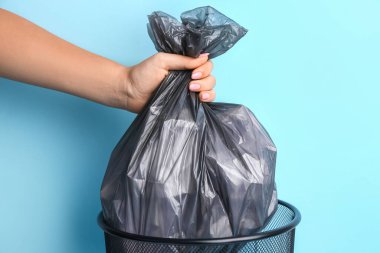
[117,65,146,113]
[110,64,131,110]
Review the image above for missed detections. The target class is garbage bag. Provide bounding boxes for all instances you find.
[101,6,278,239]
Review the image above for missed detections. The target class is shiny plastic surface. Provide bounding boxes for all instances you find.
[101,6,278,239]
[98,201,300,253]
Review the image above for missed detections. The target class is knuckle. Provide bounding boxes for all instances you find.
[154,52,165,62]
[209,75,216,84]
[154,52,169,68]
[200,61,213,73]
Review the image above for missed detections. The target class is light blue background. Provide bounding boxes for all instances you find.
[1,1,379,252]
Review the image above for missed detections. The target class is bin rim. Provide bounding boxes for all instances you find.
[97,200,301,245]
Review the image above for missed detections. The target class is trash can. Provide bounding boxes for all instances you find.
[98,200,301,253]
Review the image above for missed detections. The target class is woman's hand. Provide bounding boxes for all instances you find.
[0,9,216,113]
[123,52,215,113]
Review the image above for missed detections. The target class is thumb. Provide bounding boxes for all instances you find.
[156,52,209,70]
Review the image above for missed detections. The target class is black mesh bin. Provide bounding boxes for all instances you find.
[97,200,301,253]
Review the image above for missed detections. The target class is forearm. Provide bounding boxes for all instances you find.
[0,8,129,109]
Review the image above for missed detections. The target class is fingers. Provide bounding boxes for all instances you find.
[191,60,213,79]
[199,90,216,102]
[189,75,216,92]
[190,61,215,102]
[152,52,216,102]
[155,52,209,70]
[189,75,216,102]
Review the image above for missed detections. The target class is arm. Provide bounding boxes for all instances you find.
[0,9,215,113]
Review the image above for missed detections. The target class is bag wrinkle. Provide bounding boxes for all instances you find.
[101,6,277,239]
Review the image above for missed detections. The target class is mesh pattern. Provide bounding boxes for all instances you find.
[103,204,297,253]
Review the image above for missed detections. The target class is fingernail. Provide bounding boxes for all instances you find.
[199,53,210,58]
[201,93,210,100]
[192,72,202,79]
[189,83,201,91]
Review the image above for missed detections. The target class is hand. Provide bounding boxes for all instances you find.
[0,9,216,113]
[123,52,215,113]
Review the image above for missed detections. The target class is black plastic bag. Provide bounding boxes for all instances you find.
[101,6,277,239]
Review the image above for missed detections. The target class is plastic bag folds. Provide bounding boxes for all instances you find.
[101,6,278,239]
